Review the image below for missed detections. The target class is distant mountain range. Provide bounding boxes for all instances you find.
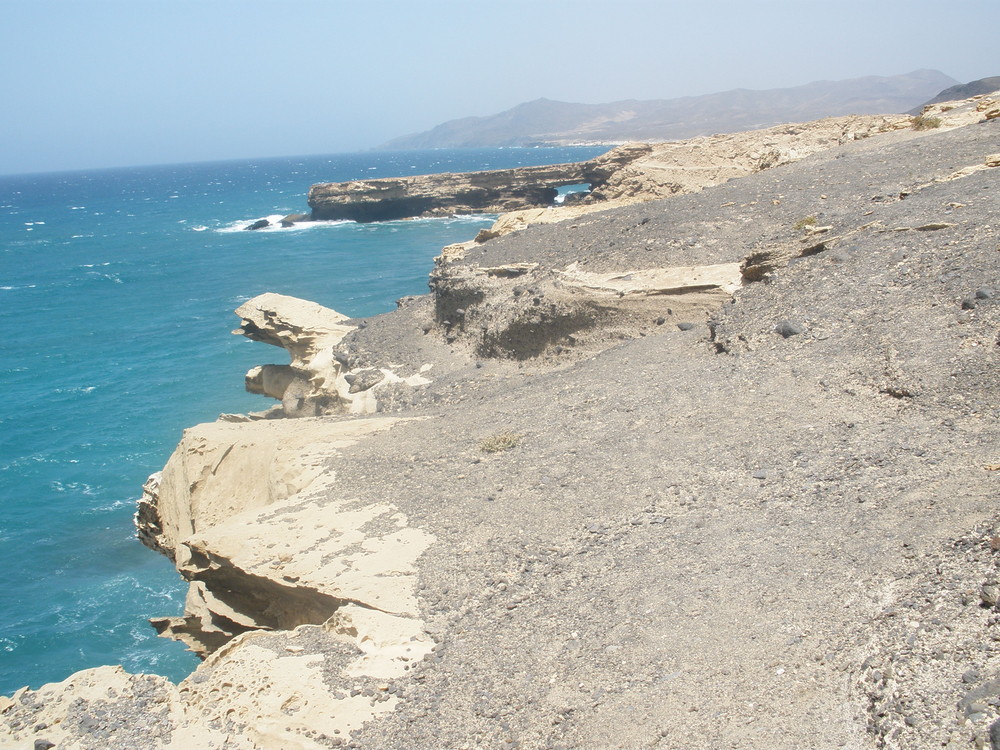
[908,76,1000,114]
[380,70,958,149]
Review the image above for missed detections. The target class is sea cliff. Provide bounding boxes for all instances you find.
[2,91,999,749]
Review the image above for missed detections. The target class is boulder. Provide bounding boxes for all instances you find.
[280,213,310,227]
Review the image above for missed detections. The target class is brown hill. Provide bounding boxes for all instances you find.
[381,69,956,148]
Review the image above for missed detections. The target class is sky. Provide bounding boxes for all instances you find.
[1,0,998,175]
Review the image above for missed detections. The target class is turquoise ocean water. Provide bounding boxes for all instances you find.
[0,146,606,694]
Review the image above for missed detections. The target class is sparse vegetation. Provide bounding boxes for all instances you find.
[479,432,523,453]
[793,215,818,231]
[911,115,942,131]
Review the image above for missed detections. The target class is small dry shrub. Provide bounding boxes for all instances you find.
[911,115,942,130]
[793,215,818,231]
[479,432,523,453]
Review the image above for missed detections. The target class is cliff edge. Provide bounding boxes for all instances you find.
[2,91,999,749]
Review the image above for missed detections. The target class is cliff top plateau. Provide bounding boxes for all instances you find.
[380,69,957,149]
[1,89,999,749]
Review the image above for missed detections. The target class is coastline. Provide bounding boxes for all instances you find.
[3,93,999,748]
[0,147,601,697]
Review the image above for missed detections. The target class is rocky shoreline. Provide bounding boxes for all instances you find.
[2,92,999,749]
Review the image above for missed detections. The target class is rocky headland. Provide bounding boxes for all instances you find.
[2,90,999,749]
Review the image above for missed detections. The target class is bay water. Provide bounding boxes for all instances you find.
[0,146,606,694]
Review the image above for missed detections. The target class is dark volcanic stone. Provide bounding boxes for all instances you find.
[775,320,805,338]
[989,717,1000,749]
[244,219,270,231]
[348,368,386,394]
[280,213,310,227]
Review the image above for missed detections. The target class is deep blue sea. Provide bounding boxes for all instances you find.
[0,146,606,694]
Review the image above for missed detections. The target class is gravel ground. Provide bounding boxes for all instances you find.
[327,119,999,748]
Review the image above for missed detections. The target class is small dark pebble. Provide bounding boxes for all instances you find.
[976,288,994,300]
[964,668,982,684]
[35,742,56,750]
[776,320,805,338]
[752,469,769,480]
[989,716,1000,748]
[677,322,696,331]
[655,317,665,326]
[962,297,978,310]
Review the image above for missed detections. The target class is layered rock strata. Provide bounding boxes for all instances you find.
[135,414,433,659]
[429,258,742,360]
[308,162,589,222]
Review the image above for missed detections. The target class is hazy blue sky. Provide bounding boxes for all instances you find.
[2,0,997,175]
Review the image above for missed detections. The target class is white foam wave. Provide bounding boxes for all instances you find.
[93,498,130,512]
[54,385,97,394]
[213,214,352,234]
[84,271,123,284]
[49,480,98,496]
[383,213,498,227]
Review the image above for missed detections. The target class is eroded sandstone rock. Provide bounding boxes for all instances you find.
[233,293,430,416]
[0,623,417,749]
[429,258,742,360]
[133,412,434,678]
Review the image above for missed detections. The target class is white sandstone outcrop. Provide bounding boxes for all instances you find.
[134,415,432,657]
[234,293,430,416]
[0,622,416,750]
